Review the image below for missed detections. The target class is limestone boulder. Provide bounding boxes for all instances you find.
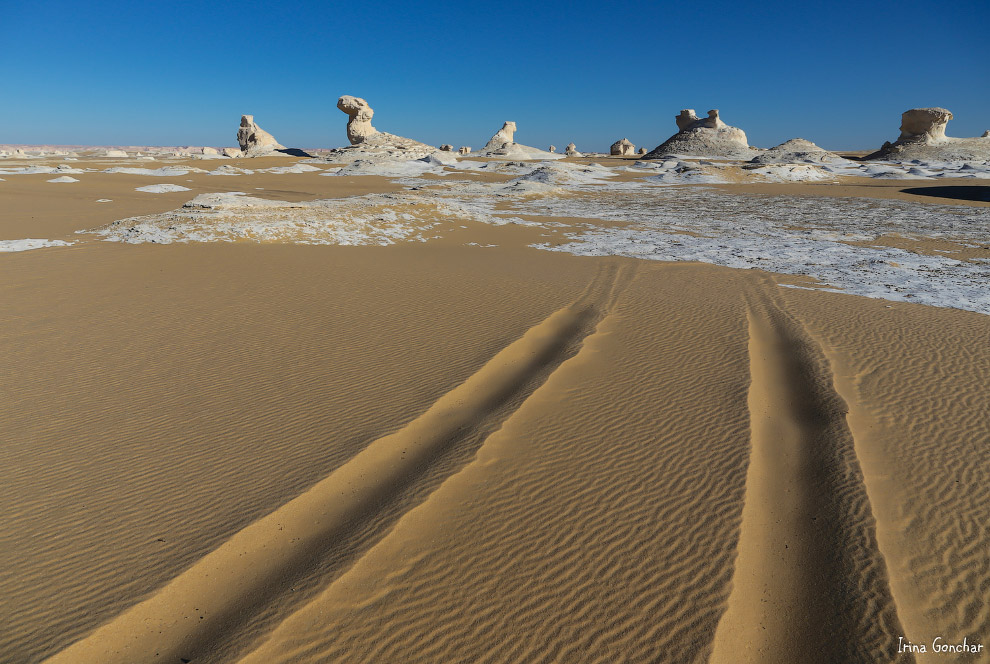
[866,107,990,161]
[643,109,752,159]
[337,96,379,145]
[476,121,562,160]
[237,115,285,155]
[610,138,635,156]
[750,138,848,165]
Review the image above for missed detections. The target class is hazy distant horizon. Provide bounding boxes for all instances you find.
[4,0,988,152]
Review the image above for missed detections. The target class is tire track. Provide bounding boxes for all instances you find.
[710,286,912,663]
[44,263,630,664]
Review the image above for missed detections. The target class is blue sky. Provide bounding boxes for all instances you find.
[3,0,988,151]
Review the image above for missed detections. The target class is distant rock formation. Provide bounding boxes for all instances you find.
[104,149,128,158]
[202,147,219,156]
[565,142,581,157]
[439,144,453,151]
[610,138,635,156]
[222,147,242,158]
[483,122,517,152]
[237,115,285,156]
[866,107,990,161]
[314,95,438,162]
[548,145,556,153]
[337,96,378,145]
[643,109,752,159]
[750,138,848,164]
[476,121,562,160]
[638,147,647,155]
[458,146,471,155]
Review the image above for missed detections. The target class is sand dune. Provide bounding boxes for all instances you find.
[1,151,988,663]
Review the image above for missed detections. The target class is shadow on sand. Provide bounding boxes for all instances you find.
[901,186,990,203]
[276,148,314,158]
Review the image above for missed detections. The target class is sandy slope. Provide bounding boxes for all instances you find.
[1,157,988,663]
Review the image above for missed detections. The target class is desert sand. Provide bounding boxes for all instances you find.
[1,142,989,664]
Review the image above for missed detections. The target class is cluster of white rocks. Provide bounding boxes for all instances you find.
[3,101,987,170]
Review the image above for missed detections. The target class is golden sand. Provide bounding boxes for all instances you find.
[1,158,988,663]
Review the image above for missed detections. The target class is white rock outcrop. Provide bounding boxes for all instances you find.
[866,107,990,161]
[565,142,581,157]
[458,146,472,155]
[638,147,647,155]
[750,138,848,164]
[475,121,562,160]
[548,145,556,153]
[482,122,517,152]
[316,95,439,162]
[643,109,752,159]
[202,147,219,156]
[237,115,285,156]
[222,147,242,158]
[337,96,379,145]
[104,149,128,158]
[440,144,453,151]
[610,138,635,156]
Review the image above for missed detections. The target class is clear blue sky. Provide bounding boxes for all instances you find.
[3,0,988,151]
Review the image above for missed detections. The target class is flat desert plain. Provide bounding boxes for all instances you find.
[1,152,989,664]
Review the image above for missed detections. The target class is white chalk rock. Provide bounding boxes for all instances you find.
[610,138,635,156]
[548,145,556,153]
[202,147,219,156]
[440,144,453,151]
[316,95,438,162]
[751,138,849,165]
[222,147,242,158]
[483,121,517,152]
[476,121,562,159]
[638,147,647,155]
[867,107,990,161]
[565,142,581,157]
[337,96,379,145]
[644,109,752,159]
[104,149,128,158]
[237,115,285,156]
[458,146,472,155]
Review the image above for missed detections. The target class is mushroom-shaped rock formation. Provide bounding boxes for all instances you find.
[610,138,635,156]
[337,96,379,145]
[866,107,990,161]
[643,109,752,159]
[236,115,285,156]
[439,144,453,151]
[458,146,471,154]
[548,145,556,153]
[316,95,439,162]
[899,107,952,141]
[565,142,581,157]
[750,138,848,165]
[476,121,562,160]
